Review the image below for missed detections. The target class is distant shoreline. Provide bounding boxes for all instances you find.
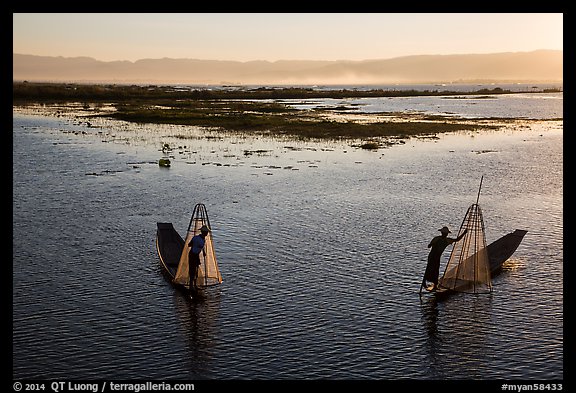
[12,81,562,101]
[12,82,561,144]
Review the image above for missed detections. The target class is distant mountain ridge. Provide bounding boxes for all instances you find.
[13,50,562,85]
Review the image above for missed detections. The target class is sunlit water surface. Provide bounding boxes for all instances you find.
[13,92,562,380]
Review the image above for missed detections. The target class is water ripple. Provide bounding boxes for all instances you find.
[12,112,563,380]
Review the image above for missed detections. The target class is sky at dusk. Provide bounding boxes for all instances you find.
[13,13,563,62]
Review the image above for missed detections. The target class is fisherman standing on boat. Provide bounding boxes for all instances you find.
[422,226,467,290]
[188,225,210,296]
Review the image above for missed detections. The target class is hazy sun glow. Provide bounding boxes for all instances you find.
[13,13,563,62]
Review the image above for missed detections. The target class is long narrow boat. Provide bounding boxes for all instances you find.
[156,222,185,283]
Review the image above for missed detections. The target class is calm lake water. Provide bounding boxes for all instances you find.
[12,90,563,382]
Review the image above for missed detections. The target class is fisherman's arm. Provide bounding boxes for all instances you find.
[455,229,468,242]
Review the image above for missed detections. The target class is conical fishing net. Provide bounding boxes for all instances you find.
[438,203,492,293]
[174,204,223,288]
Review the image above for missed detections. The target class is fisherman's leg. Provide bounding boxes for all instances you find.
[189,266,196,296]
[192,267,197,290]
[189,254,199,292]
[190,268,196,291]
[421,277,429,288]
[431,258,441,288]
[423,258,434,288]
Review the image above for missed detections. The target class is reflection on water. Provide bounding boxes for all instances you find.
[500,258,526,272]
[419,295,441,377]
[420,293,497,379]
[173,288,222,379]
[442,294,495,379]
[12,97,562,380]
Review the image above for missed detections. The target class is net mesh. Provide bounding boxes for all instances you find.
[174,204,223,288]
[438,203,492,293]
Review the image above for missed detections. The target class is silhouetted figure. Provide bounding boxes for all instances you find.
[422,226,467,290]
[188,225,210,297]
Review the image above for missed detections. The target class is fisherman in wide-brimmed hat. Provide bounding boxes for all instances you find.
[421,225,467,291]
[188,224,211,297]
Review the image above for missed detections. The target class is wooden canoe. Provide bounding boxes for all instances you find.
[156,222,185,282]
[423,229,528,297]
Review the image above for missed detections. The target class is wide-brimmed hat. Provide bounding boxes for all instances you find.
[199,225,210,233]
[438,226,451,234]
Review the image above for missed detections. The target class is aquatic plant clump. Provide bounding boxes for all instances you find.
[13,82,533,142]
[158,158,171,167]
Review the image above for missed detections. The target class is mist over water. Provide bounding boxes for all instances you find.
[12,91,562,380]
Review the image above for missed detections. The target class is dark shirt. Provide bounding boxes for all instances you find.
[428,235,456,259]
[189,234,206,255]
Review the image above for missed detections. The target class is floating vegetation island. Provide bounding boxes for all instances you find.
[13,82,559,147]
